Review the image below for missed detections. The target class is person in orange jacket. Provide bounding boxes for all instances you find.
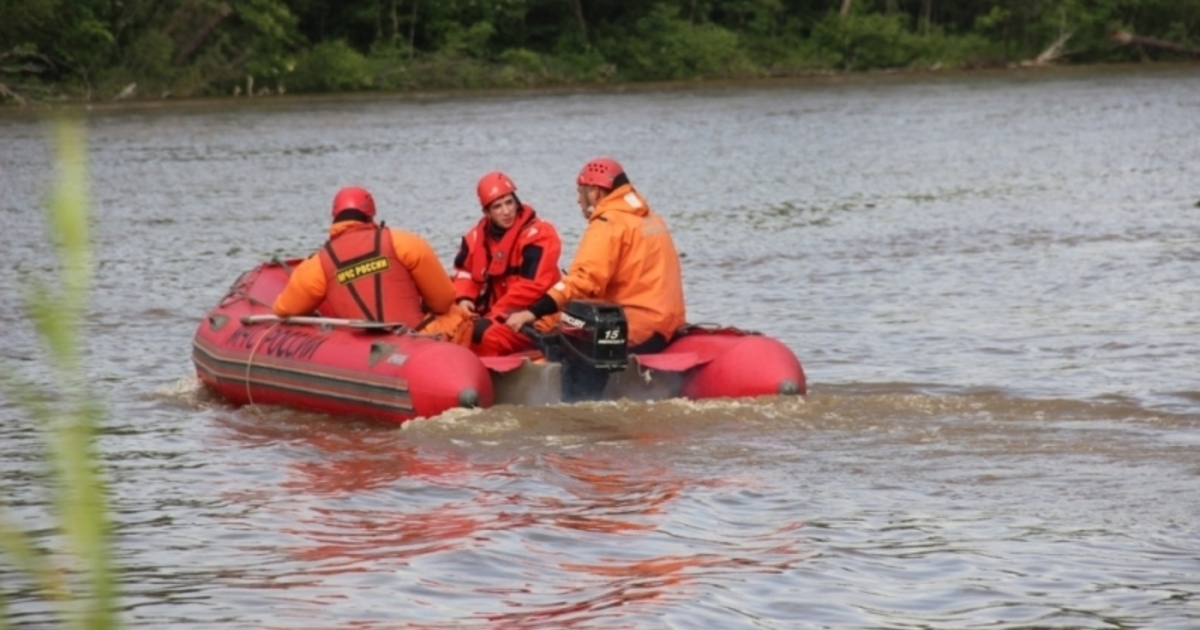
[505,157,686,354]
[452,171,563,356]
[272,186,472,346]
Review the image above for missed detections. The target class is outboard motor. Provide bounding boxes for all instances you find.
[557,300,629,402]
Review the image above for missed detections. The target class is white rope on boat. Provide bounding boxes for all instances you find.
[244,322,281,407]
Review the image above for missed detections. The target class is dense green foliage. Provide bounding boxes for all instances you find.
[1,0,1197,101]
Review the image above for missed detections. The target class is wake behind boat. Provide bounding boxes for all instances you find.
[193,259,806,424]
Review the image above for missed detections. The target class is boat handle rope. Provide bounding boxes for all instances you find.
[244,322,281,408]
[245,295,273,309]
[269,255,294,277]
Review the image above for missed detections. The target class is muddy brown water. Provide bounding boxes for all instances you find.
[2,65,1199,628]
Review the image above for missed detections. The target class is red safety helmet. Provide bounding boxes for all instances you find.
[476,171,517,209]
[576,157,625,190]
[330,186,376,220]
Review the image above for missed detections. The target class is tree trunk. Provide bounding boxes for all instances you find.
[574,0,589,47]
[374,2,381,43]
[391,0,400,48]
[409,1,418,59]
[839,0,852,18]
[920,0,932,36]
[174,3,232,66]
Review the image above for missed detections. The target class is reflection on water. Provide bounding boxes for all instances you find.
[207,406,819,628]
[1,66,1199,627]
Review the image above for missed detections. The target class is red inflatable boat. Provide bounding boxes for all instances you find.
[193,260,806,424]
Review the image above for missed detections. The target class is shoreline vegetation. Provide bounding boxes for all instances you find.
[2,1,1198,109]
[1,62,1195,119]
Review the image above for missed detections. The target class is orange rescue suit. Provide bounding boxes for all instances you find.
[548,184,686,347]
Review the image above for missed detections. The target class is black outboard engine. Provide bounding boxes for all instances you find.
[557,300,628,402]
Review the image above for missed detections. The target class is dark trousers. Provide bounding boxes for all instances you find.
[629,332,669,355]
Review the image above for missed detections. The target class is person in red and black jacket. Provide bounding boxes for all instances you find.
[452,171,563,356]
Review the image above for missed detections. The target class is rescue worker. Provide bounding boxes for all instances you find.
[453,171,563,356]
[505,157,686,354]
[272,185,471,346]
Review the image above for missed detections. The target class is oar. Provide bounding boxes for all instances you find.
[239,314,405,330]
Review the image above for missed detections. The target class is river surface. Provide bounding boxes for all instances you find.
[2,65,1199,628]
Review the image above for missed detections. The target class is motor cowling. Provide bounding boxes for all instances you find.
[555,300,628,402]
[559,300,628,371]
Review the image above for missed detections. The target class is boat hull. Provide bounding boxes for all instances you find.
[193,261,807,424]
[192,262,494,424]
[488,327,807,406]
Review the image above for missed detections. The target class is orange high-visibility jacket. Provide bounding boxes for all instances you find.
[273,221,456,325]
[548,184,686,346]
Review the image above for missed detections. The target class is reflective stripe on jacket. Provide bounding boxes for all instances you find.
[453,206,562,319]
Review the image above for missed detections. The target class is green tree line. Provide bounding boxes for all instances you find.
[1,0,1198,103]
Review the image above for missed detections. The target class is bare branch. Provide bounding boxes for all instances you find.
[1026,29,1076,66]
[0,82,28,106]
[1111,29,1200,56]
